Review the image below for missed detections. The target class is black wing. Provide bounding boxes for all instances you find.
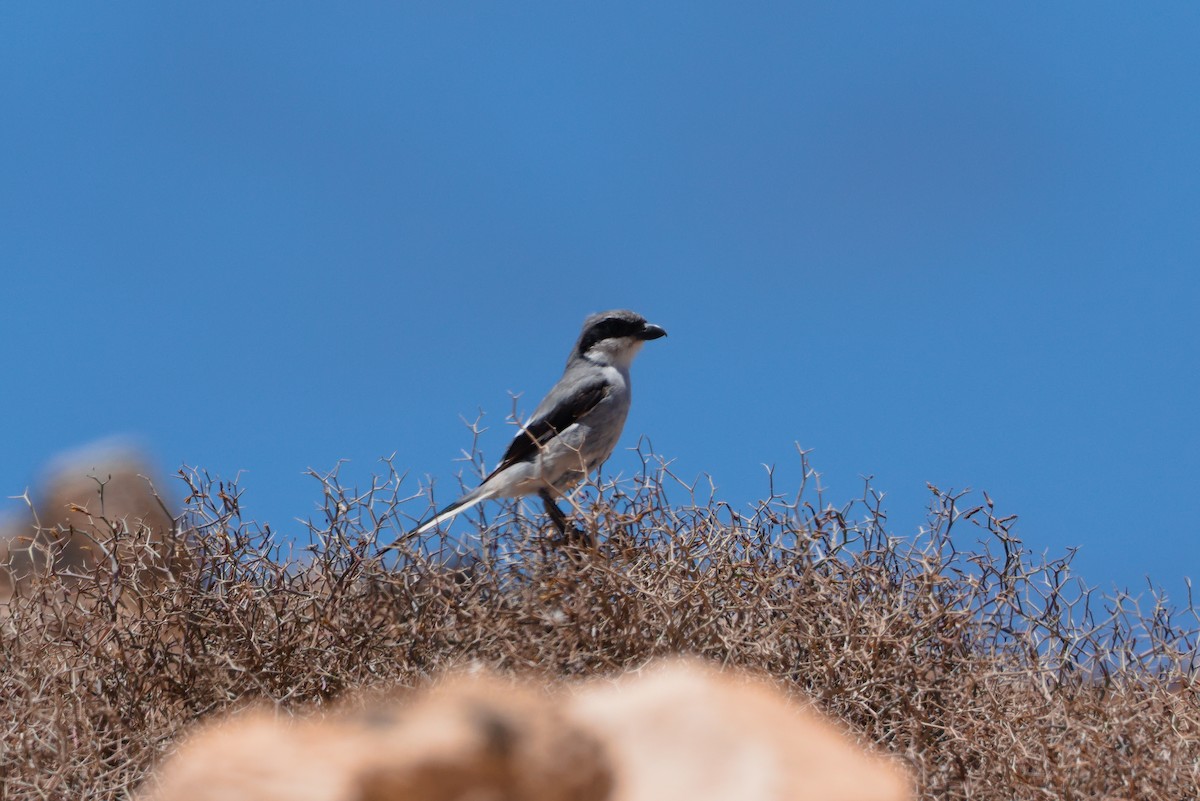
[486,380,611,480]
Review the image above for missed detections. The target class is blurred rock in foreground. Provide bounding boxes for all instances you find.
[138,659,912,801]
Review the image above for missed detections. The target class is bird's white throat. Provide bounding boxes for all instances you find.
[585,337,644,371]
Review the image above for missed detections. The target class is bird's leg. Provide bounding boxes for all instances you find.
[538,489,592,547]
[538,489,570,534]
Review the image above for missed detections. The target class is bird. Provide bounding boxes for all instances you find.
[402,309,667,545]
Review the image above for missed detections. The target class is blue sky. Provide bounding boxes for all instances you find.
[2,4,1198,603]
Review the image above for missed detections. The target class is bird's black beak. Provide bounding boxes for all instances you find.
[639,323,667,341]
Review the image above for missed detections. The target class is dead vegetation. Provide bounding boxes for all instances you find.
[2,445,1198,799]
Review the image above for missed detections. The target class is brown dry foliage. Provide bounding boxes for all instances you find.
[2,445,1198,800]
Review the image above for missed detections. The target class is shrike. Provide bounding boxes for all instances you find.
[405,309,667,543]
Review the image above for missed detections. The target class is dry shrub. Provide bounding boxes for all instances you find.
[2,445,1198,799]
[1,449,186,610]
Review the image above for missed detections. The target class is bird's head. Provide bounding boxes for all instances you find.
[573,309,667,369]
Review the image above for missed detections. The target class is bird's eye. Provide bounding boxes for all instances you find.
[599,318,641,339]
